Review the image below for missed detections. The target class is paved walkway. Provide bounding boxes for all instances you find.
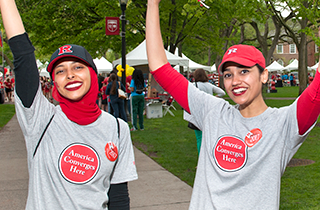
[0,114,192,210]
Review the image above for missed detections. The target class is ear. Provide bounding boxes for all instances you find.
[261,68,269,84]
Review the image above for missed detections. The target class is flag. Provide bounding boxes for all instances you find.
[105,17,120,36]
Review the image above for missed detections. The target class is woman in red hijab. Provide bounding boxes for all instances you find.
[0,1,137,209]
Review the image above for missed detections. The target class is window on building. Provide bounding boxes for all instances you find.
[277,59,284,66]
[277,44,283,54]
[316,44,319,53]
[289,44,296,54]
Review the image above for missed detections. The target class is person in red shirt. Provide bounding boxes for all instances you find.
[0,77,5,103]
[0,77,4,89]
[100,77,108,112]
[4,77,13,102]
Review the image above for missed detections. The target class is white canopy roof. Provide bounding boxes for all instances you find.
[283,59,298,71]
[310,62,319,70]
[37,60,50,78]
[39,69,50,78]
[113,40,189,67]
[94,57,113,73]
[178,53,211,71]
[265,61,284,72]
[211,63,217,72]
[174,49,212,72]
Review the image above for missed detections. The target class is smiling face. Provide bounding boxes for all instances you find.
[53,58,91,101]
[223,62,268,114]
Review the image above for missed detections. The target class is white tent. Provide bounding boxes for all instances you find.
[37,60,50,78]
[173,65,189,72]
[174,50,211,72]
[112,40,189,67]
[310,62,319,70]
[283,59,298,71]
[39,69,50,78]
[36,59,43,69]
[211,63,217,72]
[265,61,284,72]
[94,57,113,73]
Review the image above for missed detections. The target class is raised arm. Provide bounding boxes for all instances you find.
[146,0,168,71]
[0,0,25,39]
[0,0,38,108]
[146,0,190,112]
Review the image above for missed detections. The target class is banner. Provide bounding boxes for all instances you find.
[105,17,120,36]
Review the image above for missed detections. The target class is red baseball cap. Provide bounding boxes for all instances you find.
[218,45,265,75]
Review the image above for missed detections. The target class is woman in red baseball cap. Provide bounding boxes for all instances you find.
[0,1,137,209]
[146,0,320,209]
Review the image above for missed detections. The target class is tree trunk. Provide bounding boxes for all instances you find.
[177,42,184,74]
[298,18,308,95]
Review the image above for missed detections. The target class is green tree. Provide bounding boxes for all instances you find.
[267,0,320,94]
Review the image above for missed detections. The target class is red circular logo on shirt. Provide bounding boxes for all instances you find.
[105,142,118,162]
[59,143,100,184]
[245,128,262,147]
[213,136,247,172]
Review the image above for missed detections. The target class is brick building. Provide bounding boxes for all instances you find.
[272,41,319,67]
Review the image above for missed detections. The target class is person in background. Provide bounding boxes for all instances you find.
[106,73,127,122]
[290,73,294,86]
[129,69,146,131]
[308,73,314,85]
[100,77,108,112]
[44,77,51,100]
[4,77,13,102]
[0,1,138,209]
[145,0,320,209]
[98,73,104,108]
[126,74,132,115]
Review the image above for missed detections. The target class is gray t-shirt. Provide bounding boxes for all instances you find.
[15,87,138,209]
[187,84,313,210]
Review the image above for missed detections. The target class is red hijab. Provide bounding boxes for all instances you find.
[52,67,101,125]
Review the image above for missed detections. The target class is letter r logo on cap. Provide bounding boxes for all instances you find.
[58,45,73,55]
[227,48,237,55]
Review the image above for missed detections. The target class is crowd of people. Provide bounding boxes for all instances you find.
[0,75,14,102]
[40,76,53,102]
[270,71,315,87]
[96,67,147,131]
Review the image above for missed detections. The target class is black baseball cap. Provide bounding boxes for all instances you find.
[47,44,97,77]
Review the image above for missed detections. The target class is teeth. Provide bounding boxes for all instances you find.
[233,88,247,93]
[66,83,81,88]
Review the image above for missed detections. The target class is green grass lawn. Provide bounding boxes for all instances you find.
[280,126,320,209]
[0,104,15,129]
[263,85,300,98]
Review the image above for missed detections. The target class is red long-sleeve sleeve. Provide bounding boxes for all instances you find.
[297,70,320,135]
[151,62,190,113]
